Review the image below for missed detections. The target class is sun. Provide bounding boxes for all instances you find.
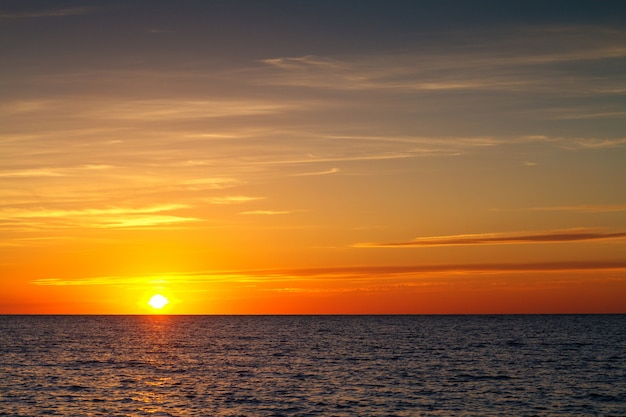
[148,294,169,309]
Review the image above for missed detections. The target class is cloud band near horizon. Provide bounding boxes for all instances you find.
[30,260,626,287]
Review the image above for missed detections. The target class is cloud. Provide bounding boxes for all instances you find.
[0,7,94,19]
[269,150,450,165]
[244,134,467,167]
[258,26,626,95]
[31,260,626,286]
[90,99,293,121]
[2,98,299,123]
[32,276,167,287]
[292,168,340,176]
[550,111,626,120]
[0,204,198,230]
[0,169,66,178]
[512,134,626,150]
[570,138,626,149]
[0,165,114,178]
[356,229,626,247]
[202,196,265,205]
[181,178,242,190]
[528,205,626,213]
[2,204,188,218]
[239,210,291,215]
[259,55,523,92]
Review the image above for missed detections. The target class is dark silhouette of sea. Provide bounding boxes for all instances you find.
[1,315,624,416]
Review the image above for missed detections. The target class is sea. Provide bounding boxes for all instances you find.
[1,315,624,416]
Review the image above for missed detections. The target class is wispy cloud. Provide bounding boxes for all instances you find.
[259,54,528,92]
[0,204,198,230]
[239,210,291,215]
[512,134,626,150]
[570,137,626,149]
[258,26,626,95]
[181,178,242,190]
[0,7,94,19]
[550,110,626,120]
[356,229,626,247]
[0,165,113,178]
[1,204,187,218]
[528,205,626,213]
[91,99,294,121]
[202,196,265,205]
[0,169,66,178]
[292,168,340,176]
[3,98,298,121]
[31,260,626,287]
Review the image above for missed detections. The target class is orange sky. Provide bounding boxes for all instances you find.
[1,1,626,314]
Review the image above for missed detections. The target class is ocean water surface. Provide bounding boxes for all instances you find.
[1,315,624,416]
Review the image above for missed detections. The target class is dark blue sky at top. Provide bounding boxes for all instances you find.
[2,0,626,68]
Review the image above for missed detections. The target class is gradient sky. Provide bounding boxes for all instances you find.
[2,0,626,314]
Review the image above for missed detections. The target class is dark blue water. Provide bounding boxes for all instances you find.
[1,315,625,416]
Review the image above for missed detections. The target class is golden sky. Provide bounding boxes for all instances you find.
[2,1,626,313]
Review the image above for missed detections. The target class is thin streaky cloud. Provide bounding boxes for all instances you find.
[263,261,626,276]
[528,205,626,213]
[86,99,300,121]
[514,135,626,150]
[257,27,626,94]
[0,7,94,19]
[2,100,57,113]
[356,229,626,247]
[239,210,291,215]
[202,196,265,205]
[0,215,198,231]
[106,215,198,229]
[292,168,340,176]
[181,178,242,189]
[571,138,626,149]
[2,98,301,122]
[3,236,114,247]
[0,204,198,230]
[0,204,189,219]
[551,111,626,120]
[0,165,114,178]
[0,169,65,178]
[30,260,626,286]
[323,134,503,147]
[253,149,454,167]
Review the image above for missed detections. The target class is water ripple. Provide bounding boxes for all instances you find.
[0,315,625,416]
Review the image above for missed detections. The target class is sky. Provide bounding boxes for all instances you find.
[1,0,626,314]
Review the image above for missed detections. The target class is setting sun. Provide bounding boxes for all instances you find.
[148,294,169,310]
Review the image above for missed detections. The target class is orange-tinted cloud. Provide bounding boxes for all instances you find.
[239,210,291,215]
[528,204,626,213]
[31,260,626,287]
[357,229,626,247]
[0,204,198,230]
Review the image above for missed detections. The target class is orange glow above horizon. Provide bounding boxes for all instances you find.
[1,2,625,315]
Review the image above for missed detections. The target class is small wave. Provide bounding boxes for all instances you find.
[455,373,514,381]
[588,392,624,403]
[66,384,90,392]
